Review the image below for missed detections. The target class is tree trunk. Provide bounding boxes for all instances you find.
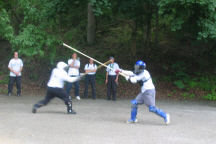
[87,3,96,43]
[141,25,145,55]
[146,8,152,57]
[155,10,159,48]
[130,20,137,62]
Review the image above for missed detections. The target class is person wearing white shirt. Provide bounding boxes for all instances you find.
[115,60,170,125]
[32,62,82,114]
[65,53,81,100]
[84,59,97,99]
[105,56,119,101]
[7,52,23,96]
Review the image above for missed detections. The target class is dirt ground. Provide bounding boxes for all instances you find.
[0,94,216,144]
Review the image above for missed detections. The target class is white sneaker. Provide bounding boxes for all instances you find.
[165,114,170,125]
[76,96,81,100]
[127,118,138,123]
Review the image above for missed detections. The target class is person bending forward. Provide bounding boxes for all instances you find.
[32,62,82,114]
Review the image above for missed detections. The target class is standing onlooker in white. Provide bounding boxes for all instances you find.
[8,52,23,96]
[105,56,119,101]
[84,58,97,99]
[66,53,81,100]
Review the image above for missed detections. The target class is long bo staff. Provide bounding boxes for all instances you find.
[82,60,111,76]
[63,43,127,77]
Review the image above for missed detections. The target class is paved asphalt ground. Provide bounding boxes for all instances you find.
[0,94,216,144]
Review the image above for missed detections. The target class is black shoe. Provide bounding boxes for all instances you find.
[7,93,11,96]
[106,98,111,100]
[32,107,37,113]
[113,99,116,101]
[68,110,76,114]
[92,98,96,100]
[17,94,21,97]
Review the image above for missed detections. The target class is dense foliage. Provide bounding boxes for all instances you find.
[159,0,216,42]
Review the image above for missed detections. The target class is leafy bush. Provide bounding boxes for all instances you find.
[95,70,106,85]
[0,75,9,84]
[152,77,157,83]
[0,80,8,84]
[0,88,7,93]
[170,61,190,81]
[34,74,38,81]
[188,79,197,89]
[189,94,195,98]
[161,60,216,101]
[198,77,212,91]
[182,93,189,98]
[174,80,185,89]
[202,86,216,100]
[121,77,127,83]
[162,76,172,82]
[167,94,172,97]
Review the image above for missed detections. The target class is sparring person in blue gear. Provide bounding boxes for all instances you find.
[115,60,170,124]
[32,62,83,114]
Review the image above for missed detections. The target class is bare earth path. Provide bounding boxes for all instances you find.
[0,94,216,144]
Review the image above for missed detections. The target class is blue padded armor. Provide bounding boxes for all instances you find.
[149,105,166,118]
[131,99,138,121]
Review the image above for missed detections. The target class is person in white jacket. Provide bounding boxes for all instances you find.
[115,60,170,124]
[32,62,83,114]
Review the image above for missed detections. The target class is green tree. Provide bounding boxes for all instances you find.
[87,0,111,43]
[0,0,87,63]
[0,9,14,41]
[158,0,216,53]
[111,0,158,61]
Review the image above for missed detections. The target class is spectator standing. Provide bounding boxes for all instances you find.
[84,59,97,99]
[105,56,119,101]
[66,53,81,100]
[8,52,23,96]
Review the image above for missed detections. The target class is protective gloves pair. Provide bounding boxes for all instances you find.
[115,69,137,83]
[115,69,122,74]
[125,75,137,83]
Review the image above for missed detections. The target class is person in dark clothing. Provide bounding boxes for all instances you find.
[84,59,97,99]
[105,57,119,101]
[8,52,23,97]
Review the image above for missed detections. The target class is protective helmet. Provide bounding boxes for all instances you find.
[134,60,146,74]
[57,61,69,71]
[135,60,146,68]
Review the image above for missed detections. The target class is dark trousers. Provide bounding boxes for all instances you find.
[107,75,117,100]
[8,76,21,94]
[34,87,72,112]
[66,75,80,97]
[84,74,96,99]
